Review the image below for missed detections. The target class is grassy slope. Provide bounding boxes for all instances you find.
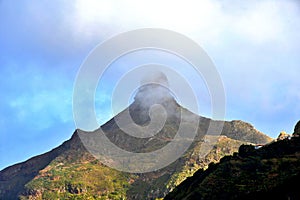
[20,159,133,200]
[165,136,300,200]
[19,135,247,200]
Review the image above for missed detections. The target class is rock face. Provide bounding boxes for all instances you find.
[293,120,300,136]
[165,122,300,200]
[277,131,291,141]
[0,84,272,200]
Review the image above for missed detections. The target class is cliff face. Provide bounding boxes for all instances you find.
[0,85,272,199]
[165,121,300,200]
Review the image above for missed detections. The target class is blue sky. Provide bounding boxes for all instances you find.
[1,0,300,170]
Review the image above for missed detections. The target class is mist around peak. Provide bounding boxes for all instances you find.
[134,71,175,106]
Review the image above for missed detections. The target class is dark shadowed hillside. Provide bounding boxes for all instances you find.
[165,121,300,200]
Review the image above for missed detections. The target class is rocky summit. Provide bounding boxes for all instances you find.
[0,83,272,199]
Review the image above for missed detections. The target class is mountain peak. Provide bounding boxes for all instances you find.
[0,70,273,199]
[134,83,175,106]
[134,71,175,106]
[127,71,179,125]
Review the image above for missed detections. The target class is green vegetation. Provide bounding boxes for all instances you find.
[165,122,300,200]
[20,159,133,200]
[166,136,247,191]
[16,134,247,200]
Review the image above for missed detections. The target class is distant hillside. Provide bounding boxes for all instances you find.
[0,84,272,199]
[165,121,300,200]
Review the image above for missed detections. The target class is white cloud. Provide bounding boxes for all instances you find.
[3,0,299,136]
[229,1,299,44]
[67,0,224,45]
[64,0,300,47]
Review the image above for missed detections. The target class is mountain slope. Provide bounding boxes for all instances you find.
[165,121,300,200]
[0,85,272,199]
